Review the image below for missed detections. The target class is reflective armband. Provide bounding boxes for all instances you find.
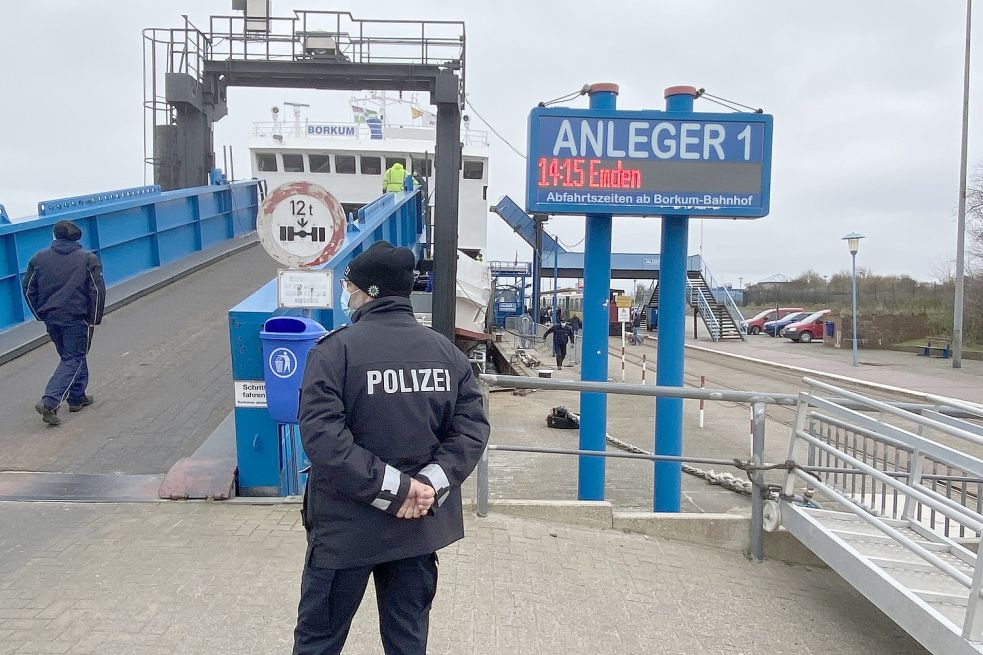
[418,463,451,507]
[371,465,405,512]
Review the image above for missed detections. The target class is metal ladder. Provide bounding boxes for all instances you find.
[769,379,983,655]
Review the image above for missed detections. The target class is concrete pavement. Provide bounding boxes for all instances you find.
[0,500,929,655]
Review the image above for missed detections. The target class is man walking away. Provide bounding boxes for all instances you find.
[294,241,490,654]
[382,161,407,192]
[543,320,575,369]
[23,220,106,426]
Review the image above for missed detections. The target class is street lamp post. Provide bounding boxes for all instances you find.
[843,232,865,366]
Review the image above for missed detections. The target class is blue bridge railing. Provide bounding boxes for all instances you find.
[0,181,258,333]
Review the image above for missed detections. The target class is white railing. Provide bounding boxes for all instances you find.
[686,281,721,341]
[250,121,489,145]
[699,260,747,339]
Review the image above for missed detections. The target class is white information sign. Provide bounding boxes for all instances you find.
[278,269,333,309]
[258,181,347,268]
[234,380,267,408]
[617,307,631,323]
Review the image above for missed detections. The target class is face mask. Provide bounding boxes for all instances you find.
[340,287,354,320]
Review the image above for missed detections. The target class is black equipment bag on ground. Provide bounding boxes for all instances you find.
[547,406,580,429]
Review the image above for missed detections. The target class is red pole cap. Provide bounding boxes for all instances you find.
[664,85,699,99]
[588,83,620,95]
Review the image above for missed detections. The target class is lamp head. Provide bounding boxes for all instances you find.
[842,232,865,255]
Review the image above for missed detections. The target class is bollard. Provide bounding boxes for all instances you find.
[698,375,705,428]
[750,401,766,562]
[476,446,489,517]
[641,353,647,385]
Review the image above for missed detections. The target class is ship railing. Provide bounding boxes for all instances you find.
[249,121,489,145]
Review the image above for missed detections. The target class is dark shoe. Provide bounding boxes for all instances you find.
[68,395,94,412]
[35,402,61,426]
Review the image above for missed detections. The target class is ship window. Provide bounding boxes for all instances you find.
[309,154,331,173]
[360,156,382,175]
[335,155,356,174]
[256,153,277,172]
[282,153,305,173]
[386,157,406,170]
[463,160,484,180]
[412,157,432,178]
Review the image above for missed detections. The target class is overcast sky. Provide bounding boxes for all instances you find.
[0,1,978,286]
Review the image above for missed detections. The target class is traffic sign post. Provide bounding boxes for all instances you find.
[525,82,773,511]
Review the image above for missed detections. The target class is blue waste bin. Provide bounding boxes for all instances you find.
[260,316,327,424]
[647,307,659,331]
[825,320,835,337]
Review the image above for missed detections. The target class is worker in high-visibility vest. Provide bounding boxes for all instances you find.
[382,162,406,192]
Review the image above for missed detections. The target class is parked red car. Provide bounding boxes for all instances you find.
[743,307,804,335]
[784,309,831,343]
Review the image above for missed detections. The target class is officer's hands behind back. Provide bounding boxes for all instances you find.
[396,478,435,519]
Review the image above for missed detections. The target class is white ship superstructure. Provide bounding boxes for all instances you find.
[248,99,492,337]
[248,101,490,255]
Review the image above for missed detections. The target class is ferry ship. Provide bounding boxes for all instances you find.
[247,97,492,341]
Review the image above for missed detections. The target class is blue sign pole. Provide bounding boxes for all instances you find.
[578,83,618,501]
[654,86,698,512]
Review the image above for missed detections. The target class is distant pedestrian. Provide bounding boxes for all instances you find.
[22,220,106,426]
[569,314,581,336]
[543,320,575,369]
[631,311,641,345]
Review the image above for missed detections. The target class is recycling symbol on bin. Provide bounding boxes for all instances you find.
[268,348,298,379]
[258,181,346,268]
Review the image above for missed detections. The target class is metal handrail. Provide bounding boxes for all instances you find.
[479,374,983,567]
[687,281,721,340]
[805,377,983,449]
[249,121,490,145]
[700,259,747,337]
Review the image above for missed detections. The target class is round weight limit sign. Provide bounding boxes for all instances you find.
[258,181,346,268]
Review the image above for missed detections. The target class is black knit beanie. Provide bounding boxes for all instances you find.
[53,220,82,241]
[344,241,416,298]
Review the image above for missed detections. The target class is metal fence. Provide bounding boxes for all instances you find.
[477,374,983,562]
[787,378,983,540]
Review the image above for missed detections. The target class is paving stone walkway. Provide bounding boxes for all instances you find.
[0,501,927,654]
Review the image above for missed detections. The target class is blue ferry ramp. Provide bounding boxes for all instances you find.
[0,182,272,499]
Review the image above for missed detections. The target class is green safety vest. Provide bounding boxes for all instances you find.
[382,163,406,192]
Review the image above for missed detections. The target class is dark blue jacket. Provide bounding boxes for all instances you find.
[544,323,575,348]
[23,239,106,325]
[299,296,489,568]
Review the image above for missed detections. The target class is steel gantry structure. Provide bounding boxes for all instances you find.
[143,8,466,339]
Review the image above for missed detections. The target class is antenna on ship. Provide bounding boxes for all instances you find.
[283,101,310,138]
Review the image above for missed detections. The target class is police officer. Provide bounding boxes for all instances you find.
[294,241,490,655]
[22,220,106,426]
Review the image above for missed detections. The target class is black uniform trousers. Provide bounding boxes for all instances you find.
[293,551,438,655]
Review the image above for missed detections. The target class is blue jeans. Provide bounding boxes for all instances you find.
[42,321,92,410]
[293,550,438,655]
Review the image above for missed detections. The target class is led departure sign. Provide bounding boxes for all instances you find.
[526,108,773,218]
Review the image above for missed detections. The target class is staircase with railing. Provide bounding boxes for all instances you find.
[641,262,746,342]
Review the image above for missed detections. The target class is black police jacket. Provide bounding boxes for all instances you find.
[22,239,106,326]
[299,296,490,568]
